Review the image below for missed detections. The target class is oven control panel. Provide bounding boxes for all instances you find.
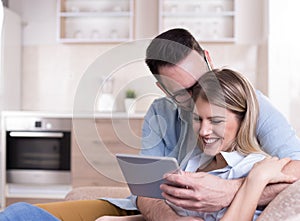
[5,117,71,131]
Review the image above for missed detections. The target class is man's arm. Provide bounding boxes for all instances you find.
[136,197,204,221]
[140,98,180,157]
[137,197,179,221]
[161,160,300,212]
[256,91,300,159]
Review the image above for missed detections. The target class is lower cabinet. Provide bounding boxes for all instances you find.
[71,118,143,188]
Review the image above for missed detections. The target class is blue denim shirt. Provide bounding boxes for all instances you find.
[105,90,300,211]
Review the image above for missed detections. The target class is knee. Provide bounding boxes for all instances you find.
[5,202,35,212]
[1,202,59,221]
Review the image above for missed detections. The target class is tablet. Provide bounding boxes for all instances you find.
[116,153,180,199]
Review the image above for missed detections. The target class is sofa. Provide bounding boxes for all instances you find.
[258,179,300,220]
[65,186,130,201]
[65,180,300,220]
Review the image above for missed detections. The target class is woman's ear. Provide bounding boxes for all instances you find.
[204,50,214,69]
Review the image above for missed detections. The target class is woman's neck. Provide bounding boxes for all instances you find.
[197,153,228,172]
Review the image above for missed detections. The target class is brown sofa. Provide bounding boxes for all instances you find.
[258,179,300,220]
[65,186,130,201]
[66,180,300,220]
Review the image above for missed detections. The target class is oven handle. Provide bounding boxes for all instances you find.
[9,132,64,138]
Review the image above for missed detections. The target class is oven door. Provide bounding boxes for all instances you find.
[6,131,71,184]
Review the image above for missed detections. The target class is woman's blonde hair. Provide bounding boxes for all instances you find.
[193,69,265,155]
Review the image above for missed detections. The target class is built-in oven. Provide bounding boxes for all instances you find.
[5,117,71,185]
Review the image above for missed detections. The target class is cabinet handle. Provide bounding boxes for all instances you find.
[9,132,64,138]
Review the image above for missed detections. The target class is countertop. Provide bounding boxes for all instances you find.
[1,111,146,119]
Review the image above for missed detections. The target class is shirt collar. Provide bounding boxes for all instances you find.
[220,151,245,167]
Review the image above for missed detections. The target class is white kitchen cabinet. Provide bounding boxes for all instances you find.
[72,117,143,187]
[159,0,235,43]
[57,0,134,43]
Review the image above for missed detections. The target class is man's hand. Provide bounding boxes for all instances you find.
[160,171,243,212]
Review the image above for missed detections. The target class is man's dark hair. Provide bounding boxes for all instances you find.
[145,28,205,76]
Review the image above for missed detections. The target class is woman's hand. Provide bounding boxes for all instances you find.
[248,157,297,184]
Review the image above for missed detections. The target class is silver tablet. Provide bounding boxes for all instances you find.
[116,153,180,199]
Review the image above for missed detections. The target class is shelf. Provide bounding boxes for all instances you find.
[1,111,146,119]
[57,0,134,43]
[6,184,72,199]
[159,0,236,43]
[161,11,235,17]
[59,11,133,17]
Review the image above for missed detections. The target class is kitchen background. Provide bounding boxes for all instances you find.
[1,0,300,210]
[3,0,300,132]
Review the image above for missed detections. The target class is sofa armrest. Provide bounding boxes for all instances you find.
[65,186,131,201]
[258,179,300,220]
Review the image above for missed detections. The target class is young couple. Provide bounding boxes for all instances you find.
[98,67,297,221]
[1,28,300,221]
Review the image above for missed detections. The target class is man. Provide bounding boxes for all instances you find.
[135,28,300,220]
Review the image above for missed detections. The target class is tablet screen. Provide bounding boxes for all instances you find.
[116,154,180,199]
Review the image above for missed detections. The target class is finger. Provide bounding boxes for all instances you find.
[163,173,188,187]
[269,173,298,184]
[160,183,194,199]
[161,191,199,210]
[280,174,298,183]
[162,191,213,212]
[163,172,207,188]
[279,157,292,167]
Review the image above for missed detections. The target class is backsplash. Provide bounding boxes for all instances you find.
[21,43,262,113]
[21,43,163,112]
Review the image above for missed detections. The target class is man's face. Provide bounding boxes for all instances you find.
[157,50,211,109]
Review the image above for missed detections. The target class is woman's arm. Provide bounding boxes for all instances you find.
[221,157,296,221]
[258,159,300,205]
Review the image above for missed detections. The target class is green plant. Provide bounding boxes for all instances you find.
[125,89,136,99]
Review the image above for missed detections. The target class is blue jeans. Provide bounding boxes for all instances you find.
[0,202,59,221]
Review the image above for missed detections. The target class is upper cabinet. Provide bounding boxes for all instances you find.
[57,0,134,43]
[159,0,235,43]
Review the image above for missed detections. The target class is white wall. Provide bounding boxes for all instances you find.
[0,8,21,111]
[9,0,265,113]
[267,0,300,133]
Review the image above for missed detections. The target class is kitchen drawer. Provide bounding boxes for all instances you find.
[71,118,142,187]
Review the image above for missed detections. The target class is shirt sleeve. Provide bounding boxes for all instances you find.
[140,98,181,157]
[256,90,300,159]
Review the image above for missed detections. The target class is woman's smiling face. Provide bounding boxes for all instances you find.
[193,96,241,156]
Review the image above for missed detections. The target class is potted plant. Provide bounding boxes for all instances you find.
[124,89,137,113]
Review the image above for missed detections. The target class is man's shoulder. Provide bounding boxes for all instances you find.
[150,97,178,112]
[144,97,179,121]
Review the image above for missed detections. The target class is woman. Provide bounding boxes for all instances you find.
[97,69,296,221]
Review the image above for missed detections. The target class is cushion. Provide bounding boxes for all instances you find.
[258,179,300,220]
[65,186,130,201]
